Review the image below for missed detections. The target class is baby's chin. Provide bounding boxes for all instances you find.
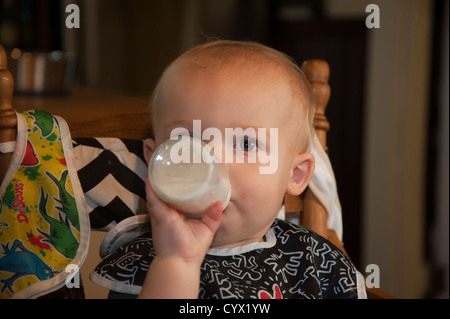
[209,200,279,249]
[210,204,242,248]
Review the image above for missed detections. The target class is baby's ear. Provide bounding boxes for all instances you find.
[143,138,156,164]
[286,152,315,196]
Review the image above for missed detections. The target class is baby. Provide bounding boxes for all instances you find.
[94,40,366,299]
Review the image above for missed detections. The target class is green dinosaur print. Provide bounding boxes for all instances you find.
[45,170,79,231]
[37,187,79,259]
[29,110,54,137]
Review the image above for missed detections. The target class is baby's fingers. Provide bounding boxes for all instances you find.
[145,178,176,221]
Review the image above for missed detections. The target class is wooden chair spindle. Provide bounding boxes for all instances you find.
[0,45,17,183]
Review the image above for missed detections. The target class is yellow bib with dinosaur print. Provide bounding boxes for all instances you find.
[0,110,89,299]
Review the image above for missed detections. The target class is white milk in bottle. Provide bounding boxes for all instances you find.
[148,136,231,218]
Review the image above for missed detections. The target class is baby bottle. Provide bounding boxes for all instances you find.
[148,136,231,218]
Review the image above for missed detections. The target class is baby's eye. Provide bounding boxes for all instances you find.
[234,137,257,152]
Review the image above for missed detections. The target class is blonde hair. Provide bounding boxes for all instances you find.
[151,40,315,151]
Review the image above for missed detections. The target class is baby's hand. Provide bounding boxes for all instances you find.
[139,179,222,298]
[145,178,223,265]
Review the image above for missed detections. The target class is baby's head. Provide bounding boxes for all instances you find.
[145,40,316,248]
[151,40,315,153]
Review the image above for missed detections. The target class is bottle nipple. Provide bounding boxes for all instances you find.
[148,136,231,218]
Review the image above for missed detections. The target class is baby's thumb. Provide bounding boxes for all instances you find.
[201,201,223,233]
[145,178,170,219]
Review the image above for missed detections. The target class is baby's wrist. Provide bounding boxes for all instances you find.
[153,254,204,270]
[139,254,203,298]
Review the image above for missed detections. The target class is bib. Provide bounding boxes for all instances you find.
[0,110,89,299]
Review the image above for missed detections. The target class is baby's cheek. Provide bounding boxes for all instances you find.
[229,164,278,203]
[245,177,272,203]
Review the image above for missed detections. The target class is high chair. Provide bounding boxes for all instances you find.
[0,44,392,299]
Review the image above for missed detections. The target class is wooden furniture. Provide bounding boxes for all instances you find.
[0,44,393,299]
[0,45,17,183]
[12,87,152,139]
[285,60,331,241]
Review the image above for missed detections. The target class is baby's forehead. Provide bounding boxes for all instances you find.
[160,58,306,115]
[165,60,299,107]
[165,58,301,100]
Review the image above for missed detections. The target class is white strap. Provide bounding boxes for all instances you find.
[308,133,343,241]
[0,141,16,154]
